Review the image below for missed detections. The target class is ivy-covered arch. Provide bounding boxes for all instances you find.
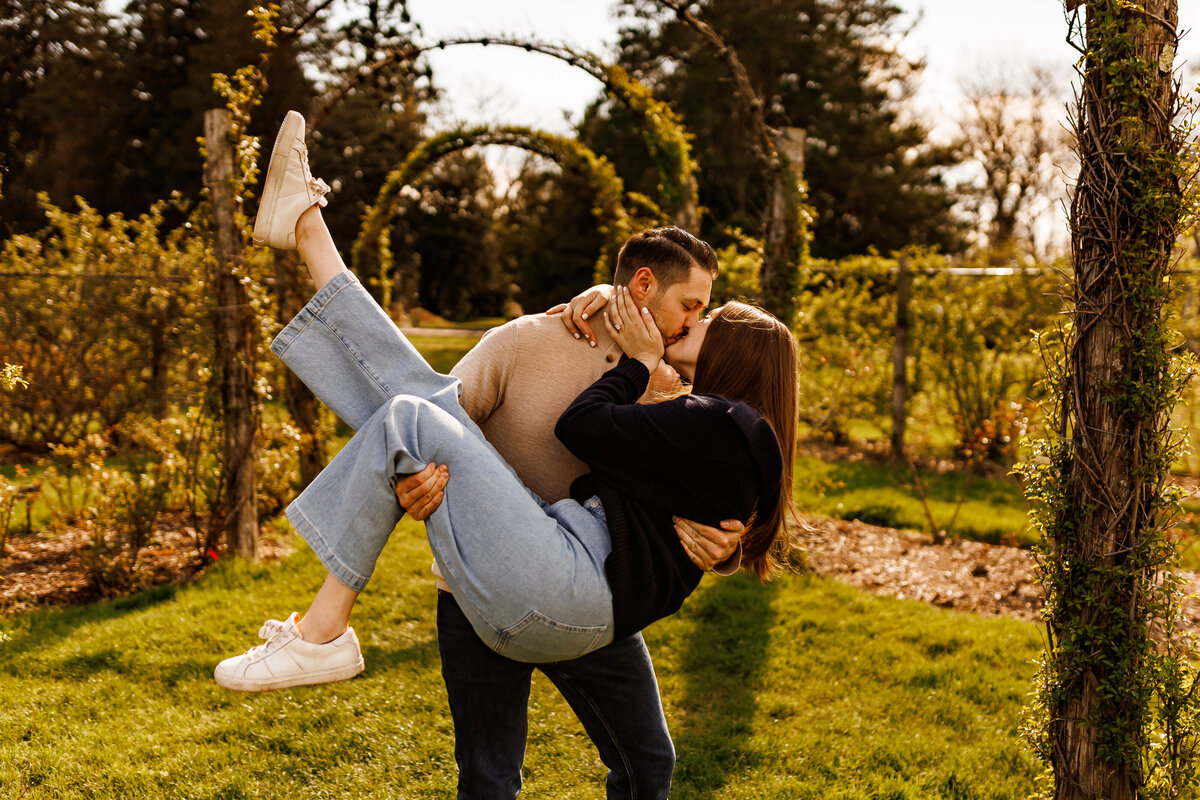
[313,37,697,224]
[352,125,661,307]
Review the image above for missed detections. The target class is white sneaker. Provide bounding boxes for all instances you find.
[214,612,364,692]
[252,111,330,250]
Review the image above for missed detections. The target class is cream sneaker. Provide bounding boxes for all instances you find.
[252,111,330,250]
[214,612,364,692]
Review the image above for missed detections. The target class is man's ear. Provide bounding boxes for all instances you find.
[628,267,656,305]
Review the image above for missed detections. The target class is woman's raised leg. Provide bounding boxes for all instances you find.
[218,111,499,690]
[295,204,347,291]
[213,112,393,687]
[251,109,463,431]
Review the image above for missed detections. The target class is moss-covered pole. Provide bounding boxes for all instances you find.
[1022,1,1191,796]
[203,108,259,562]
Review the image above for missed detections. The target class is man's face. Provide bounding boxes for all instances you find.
[643,266,713,347]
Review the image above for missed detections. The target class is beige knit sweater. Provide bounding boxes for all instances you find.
[452,312,680,503]
[427,312,680,590]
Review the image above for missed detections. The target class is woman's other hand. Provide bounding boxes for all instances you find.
[546,284,613,347]
[674,516,745,571]
[604,285,663,373]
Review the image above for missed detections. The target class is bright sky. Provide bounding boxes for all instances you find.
[406,0,1200,136]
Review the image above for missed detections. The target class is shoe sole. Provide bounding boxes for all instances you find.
[214,655,365,693]
[252,110,305,247]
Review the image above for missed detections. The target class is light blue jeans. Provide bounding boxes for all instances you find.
[272,271,615,663]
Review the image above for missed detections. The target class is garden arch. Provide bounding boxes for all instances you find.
[312,37,698,226]
[351,124,659,308]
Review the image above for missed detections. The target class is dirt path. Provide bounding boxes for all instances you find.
[0,514,293,612]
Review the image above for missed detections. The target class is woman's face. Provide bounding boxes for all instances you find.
[663,309,716,382]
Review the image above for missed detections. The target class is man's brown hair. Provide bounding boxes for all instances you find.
[691,302,797,580]
[612,227,719,289]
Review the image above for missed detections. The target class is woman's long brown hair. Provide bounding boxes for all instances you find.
[691,302,797,579]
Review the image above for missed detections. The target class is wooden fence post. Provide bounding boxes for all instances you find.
[891,254,912,460]
[203,108,259,561]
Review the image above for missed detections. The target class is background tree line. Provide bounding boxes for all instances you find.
[1,0,1070,318]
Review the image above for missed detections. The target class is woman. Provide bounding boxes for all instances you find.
[215,113,797,691]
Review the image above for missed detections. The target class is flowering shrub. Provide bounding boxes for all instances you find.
[0,196,210,448]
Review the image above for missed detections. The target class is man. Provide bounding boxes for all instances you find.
[396,227,744,799]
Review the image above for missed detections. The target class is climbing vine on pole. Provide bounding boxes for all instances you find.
[1016,1,1199,796]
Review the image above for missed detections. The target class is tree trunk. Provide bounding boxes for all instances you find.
[274,248,325,488]
[146,255,175,420]
[203,108,258,561]
[890,255,911,460]
[762,166,796,322]
[762,128,806,325]
[1051,2,1180,796]
[673,175,700,233]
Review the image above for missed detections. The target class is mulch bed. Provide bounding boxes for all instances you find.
[799,514,1200,634]
[0,512,293,613]
[3,507,1199,632]
[799,515,1044,622]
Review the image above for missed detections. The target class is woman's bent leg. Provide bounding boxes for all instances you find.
[271,271,464,432]
[289,394,614,662]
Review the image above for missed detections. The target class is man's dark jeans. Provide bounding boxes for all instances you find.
[437,591,675,799]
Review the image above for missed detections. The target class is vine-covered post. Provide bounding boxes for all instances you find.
[768,126,808,325]
[1021,0,1194,795]
[203,108,259,561]
[675,175,700,232]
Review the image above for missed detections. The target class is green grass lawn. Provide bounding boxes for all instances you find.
[409,335,481,375]
[794,456,1033,547]
[0,517,1045,798]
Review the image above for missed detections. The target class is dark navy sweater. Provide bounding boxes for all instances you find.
[555,357,784,639]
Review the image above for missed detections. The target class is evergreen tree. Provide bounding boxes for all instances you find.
[306,0,430,248]
[0,0,118,234]
[108,0,314,220]
[583,0,965,258]
[390,152,511,320]
[1,0,318,234]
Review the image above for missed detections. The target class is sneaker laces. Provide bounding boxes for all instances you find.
[297,146,331,201]
[242,618,293,660]
[258,618,287,640]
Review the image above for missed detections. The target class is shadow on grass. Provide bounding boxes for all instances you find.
[0,583,182,667]
[363,635,440,676]
[672,574,778,797]
[0,552,318,674]
[5,617,438,693]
